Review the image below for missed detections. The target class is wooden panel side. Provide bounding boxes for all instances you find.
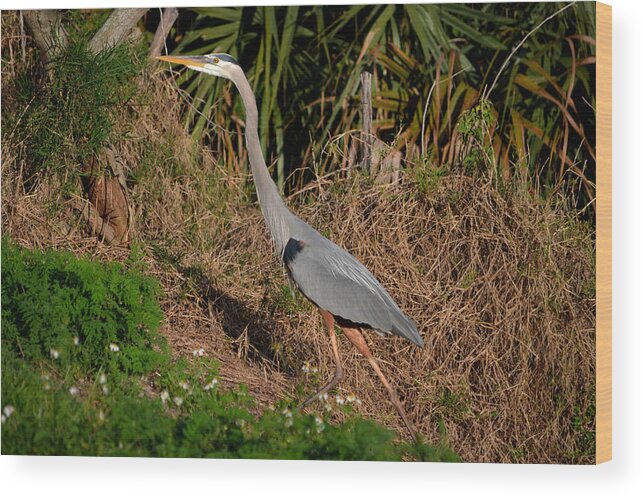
[596,1,612,465]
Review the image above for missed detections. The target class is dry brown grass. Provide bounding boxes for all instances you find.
[2,11,595,463]
[289,174,595,463]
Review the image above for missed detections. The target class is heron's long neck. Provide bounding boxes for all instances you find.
[231,71,290,254]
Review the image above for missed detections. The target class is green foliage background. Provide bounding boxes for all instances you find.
[166,2,596,212]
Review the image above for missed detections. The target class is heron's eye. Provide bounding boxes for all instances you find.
[212,57,220,64]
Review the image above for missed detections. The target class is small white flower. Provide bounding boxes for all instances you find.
[1,414,6,424]
[50,349,60,359]
[173,396,183,407]
[160,390,170,403]
[314,416,325,433]
[320,392,329,402]
[335,394,345,405]
[69,386,79,396]
[204,378,219,391]
[301,362,319,374]
[179,380,189,390]
[3,405,15,418]
[102,385,109,396]
[109,343,120,352]
[281,408,294,426]
[99,373,107,385]
[192,348,205,357]
[346,393,361,404]
[73,336,79,346]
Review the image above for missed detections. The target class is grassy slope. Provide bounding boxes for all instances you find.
[3,240,460,460]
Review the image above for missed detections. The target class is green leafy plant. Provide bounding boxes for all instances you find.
[1,238,167,375]
[456,98,496,176]
[1,344,459,460]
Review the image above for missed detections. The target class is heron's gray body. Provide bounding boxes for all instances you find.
[280,214,423,346]
[255,185,422,345]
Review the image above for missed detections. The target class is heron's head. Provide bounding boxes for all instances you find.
[157,53,240,80]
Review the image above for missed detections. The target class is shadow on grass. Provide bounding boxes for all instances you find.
[176,262,295,374]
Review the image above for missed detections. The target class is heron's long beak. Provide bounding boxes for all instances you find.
[157,55,209,69]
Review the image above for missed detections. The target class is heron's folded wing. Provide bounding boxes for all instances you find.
[284,237,423,346]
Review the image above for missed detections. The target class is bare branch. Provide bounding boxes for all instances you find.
[483,1,577,100]
[88,8,148,54]
[149,8,179,59]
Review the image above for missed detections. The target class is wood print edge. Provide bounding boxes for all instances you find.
[595,0,612,465]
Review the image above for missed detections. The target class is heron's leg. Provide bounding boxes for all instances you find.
[303,309,344,406]
[341,326,417,439]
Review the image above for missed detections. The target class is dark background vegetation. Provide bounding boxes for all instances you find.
[165,3,596,214]
[1,3,596,463]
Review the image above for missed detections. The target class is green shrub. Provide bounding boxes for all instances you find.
[1,238,167,375]
[2,344,459,460]
[12,38,143,177]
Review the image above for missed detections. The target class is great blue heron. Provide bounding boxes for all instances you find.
[159,53,423,437]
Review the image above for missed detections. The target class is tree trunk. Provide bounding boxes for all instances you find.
[22,10,67,65]
[149,8,179,58]
[88,8,148,53]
